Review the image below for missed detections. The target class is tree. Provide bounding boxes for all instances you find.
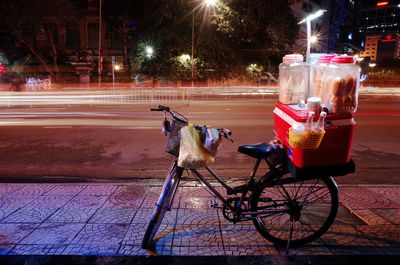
[212,0,298,70]
[128,0,298,80]
[0,0,79,79]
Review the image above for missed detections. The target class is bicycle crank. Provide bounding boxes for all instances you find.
[222,197,248,222]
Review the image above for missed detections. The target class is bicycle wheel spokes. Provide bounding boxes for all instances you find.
[251,177,338,247]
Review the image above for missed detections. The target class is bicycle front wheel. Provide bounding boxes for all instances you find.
[250,176,338,247]
[142,159,183,249]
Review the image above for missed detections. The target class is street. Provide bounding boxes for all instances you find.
[0,89,399,184]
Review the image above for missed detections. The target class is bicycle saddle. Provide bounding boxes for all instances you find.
[238,142,273,159]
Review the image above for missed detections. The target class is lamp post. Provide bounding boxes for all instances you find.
[299,10,326,63]
[191,0,217,82]
[98,0,102,86]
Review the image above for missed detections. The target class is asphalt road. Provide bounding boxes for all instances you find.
[0,97,399,184]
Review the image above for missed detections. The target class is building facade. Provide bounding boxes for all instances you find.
[358,1,400,62]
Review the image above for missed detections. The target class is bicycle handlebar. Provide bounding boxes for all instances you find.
[151,105,232,139]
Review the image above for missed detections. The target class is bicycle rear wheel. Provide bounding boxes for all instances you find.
[142,159,183,249]
[250,176,338,247]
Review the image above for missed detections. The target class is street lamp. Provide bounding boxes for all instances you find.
[299,10,326,63]
[145,46,154,58]
[191,0,217,82]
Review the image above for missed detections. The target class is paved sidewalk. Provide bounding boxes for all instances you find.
[0,180,399,258]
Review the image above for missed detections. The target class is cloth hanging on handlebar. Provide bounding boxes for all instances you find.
[178,125,215,169]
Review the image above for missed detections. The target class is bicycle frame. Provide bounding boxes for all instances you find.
[188,157,287,219]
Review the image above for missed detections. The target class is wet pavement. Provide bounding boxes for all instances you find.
[0,179,399,260]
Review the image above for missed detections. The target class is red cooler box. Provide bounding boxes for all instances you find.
[274,102,355,168]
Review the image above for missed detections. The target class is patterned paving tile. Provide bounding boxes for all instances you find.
[0,195,38,208]
[173,223,223,247]
[19,223,85,244]
[146,186,163,197]
[367,187,400,205]
[132,209,178,226]
[179,186,227,199]
[71,223,129,245]
[334,205,367,225]
[326,246,387,255]
[356,225,400,247]
[320,225,374,247]
[371,208,400,224]
[0,209,18,221]
[0,224,38,244]
[102,194,143,209]
[220,223,273,246]
[351,209,392,225]
[79,185,119,196]
[175,209,220,226]
[224,245,279,255]
[10,244,67,255]
[140,195,159,209]
[140,195,180,209]
[25,195,73,208]
[123,223,174,247]
[88,208,135,224]
[2,208,58,223]
[114,185,148,198]
[62,244,120,255]
[11,185,55,196]
[44,185,87,196]
[65,195,108,208]
[339,195,367,210]
[340,187,400,209]
[178,196,215,209]
[0,184,23,195]
[0,245,13,254]
[172,246,225,256]
[46,208,97,223]
[117,245,151,256]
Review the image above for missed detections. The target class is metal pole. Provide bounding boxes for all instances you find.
[191,11,194,84]
[112,56,115,87]
[98,0,102,86]
[306,19,311,63]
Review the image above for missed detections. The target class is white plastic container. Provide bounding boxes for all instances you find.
[279,54,309,104]
[321,55,361,114]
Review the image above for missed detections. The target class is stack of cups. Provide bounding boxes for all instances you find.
[307,97,321,114]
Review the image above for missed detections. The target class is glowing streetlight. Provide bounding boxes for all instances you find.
[191,0,218,82]
[369,63,376,68]
[180,54,191,62]
[205,0,217,6]
[114,65,121,71]
[145,46,154,58]
[310,35,318,44]
[299,10,326,63]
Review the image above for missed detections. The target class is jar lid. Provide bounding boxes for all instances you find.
[283,54,303,63]
[318,54,336,63]
[331,55,355,64]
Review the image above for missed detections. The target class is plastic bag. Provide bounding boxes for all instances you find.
[205,128,222,156]
[178,125,215,169]
[165,120,186,156]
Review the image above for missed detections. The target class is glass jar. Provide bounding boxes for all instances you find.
[310,54,335,101]
[322,55,361,114]
[279,54,309,104]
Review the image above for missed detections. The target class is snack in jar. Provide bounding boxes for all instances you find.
[279,54,309,104]
[321,55,360,114]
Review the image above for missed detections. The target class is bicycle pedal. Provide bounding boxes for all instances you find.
[210,199,221,209]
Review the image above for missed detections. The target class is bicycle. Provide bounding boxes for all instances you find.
[142,105,355,250]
